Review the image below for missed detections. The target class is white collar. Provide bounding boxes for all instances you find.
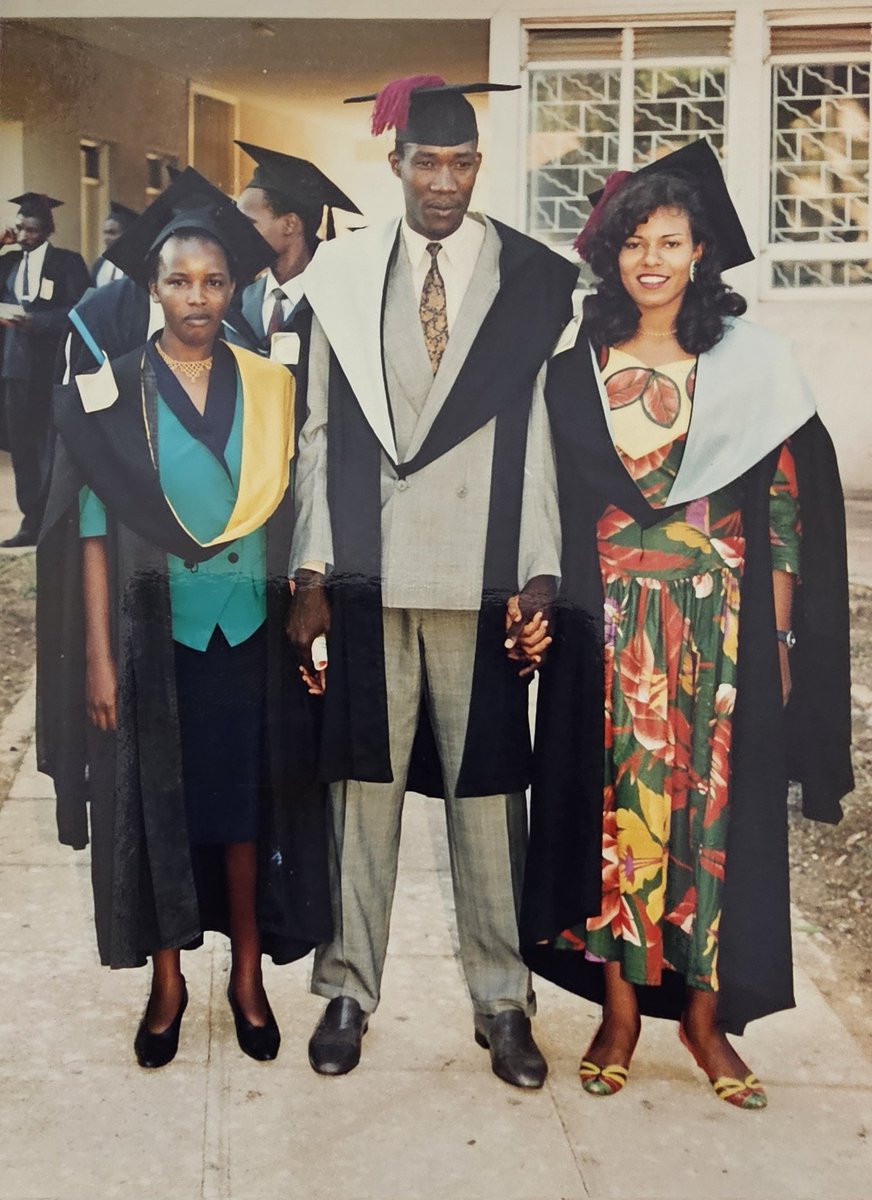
[400,215,483,269]
[21,239,49,273]
[265,268,303,306]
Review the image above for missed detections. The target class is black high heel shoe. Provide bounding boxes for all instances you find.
[227,986,281,1061]
[134,978,188,1069]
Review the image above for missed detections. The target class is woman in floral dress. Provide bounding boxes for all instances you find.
[518,141,853,1110]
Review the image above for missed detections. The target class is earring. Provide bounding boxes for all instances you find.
[689,260,698,284]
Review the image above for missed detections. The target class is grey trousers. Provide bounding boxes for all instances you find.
[311,607,533,1017]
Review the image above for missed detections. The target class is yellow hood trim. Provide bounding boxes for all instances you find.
[141,341,295,549]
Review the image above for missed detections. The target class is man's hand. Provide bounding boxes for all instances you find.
[287,569,331,695]
[504,574,556,677]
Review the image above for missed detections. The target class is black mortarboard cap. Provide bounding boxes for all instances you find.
[9,192,63,210]
[581,139,753,271]
[104,166,275,288]
[345,75,519,146]
[236,142,361,217]
[108,200,140,228]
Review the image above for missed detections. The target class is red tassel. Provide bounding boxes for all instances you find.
[371,74,446,136]
[573,170,633,260]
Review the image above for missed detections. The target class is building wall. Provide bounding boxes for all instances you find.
[1,5,867,488]
[0,21,188,251]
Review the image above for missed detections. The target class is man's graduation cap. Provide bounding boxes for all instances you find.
[9,192,62,232]
[345,74,519,146]
[107,200,140,229]
[575,139,754,271]
[104,166,275,288]
[236,141,361,240]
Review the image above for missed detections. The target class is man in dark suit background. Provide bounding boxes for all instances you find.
[0,192,89,546]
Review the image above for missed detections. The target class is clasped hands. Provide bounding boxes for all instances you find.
[287,571,555,693]
[504,574,555,677]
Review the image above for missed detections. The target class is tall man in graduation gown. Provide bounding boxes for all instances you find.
[0,192,89,546]
[287,76,579,1088]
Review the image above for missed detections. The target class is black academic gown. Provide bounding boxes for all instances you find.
[314,221,579,799]
[0,244,90,387]
[521,329,853,1035]
[36,346,331,969]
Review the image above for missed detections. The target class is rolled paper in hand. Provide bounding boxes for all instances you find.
[311,635,329,671]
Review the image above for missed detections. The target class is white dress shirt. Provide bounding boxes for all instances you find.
[95,258,123,288]
[400,215,485,332]
[14,239,49,301]
[260,268,304,334]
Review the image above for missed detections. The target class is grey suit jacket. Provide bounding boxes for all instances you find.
[291,216,560,611]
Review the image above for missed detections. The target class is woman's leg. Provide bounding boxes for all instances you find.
[146,948,185,1032]
[225,840,269,1026]
[680,986,754,1079]
[585,961,642,1067]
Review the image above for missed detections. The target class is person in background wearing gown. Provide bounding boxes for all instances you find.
[90,200,140,287]
[518,140,853,1110]
[0,192,89,546]
[37,172,331,1069]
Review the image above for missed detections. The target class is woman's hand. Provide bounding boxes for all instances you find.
[504,593,553,678]
[86,650,117,731]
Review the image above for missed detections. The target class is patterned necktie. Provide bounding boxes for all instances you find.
[419,242,448,374]
[266,286,286,338]
[22,252,31,300]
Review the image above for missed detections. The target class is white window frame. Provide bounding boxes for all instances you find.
[761,13,872,300]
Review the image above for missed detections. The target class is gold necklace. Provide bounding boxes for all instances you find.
[156,340,213,382]
[637,327,678,340]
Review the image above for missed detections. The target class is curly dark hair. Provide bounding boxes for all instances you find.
[582,169,746,355]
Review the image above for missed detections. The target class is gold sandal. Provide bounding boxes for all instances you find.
[579,1058,630,1096]
[679,1022,768,1110]
[711,1073,768,1110]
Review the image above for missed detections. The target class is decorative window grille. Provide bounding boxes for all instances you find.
[526,22,731,257]
[769,22,872,290]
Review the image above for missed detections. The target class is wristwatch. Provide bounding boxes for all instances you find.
[776,629,796,650]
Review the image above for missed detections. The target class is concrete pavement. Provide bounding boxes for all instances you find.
[0,675,870,1200]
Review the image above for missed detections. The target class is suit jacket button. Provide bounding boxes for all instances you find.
[456,485,467,499]
[228,551,240,563]
[396,479,409,491]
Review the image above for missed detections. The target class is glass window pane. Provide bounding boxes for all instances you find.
[770,62,870,245]
[527,67,621,248]
[632,68,727,166]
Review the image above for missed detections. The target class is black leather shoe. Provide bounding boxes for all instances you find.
[134,980,188,1069]
[0,531,36,548]
[308,996,369,1076]
[227,986,281,1061]
[474,1009,548,1089]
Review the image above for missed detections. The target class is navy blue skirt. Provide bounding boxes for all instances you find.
[173,624,266,845]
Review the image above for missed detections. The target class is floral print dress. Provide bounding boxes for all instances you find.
[555,346,800,993]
